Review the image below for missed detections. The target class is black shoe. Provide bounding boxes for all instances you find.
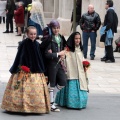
[50,102,60,112]
[113,49,118,52]
[105,60,115,63]
[9,31,13,33]
[84,56,87,59]
[90,57,94,60]
[16,34,21,36]
[101,57,106,61]
[3,31,9,33]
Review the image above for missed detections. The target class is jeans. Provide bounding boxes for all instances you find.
[82,31,97,58]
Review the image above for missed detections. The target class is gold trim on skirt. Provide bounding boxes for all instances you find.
[1,73,50,113]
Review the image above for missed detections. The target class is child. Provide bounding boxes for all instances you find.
[55,32,89,109]
[42,20,67,112]
[1,26,50,113]
[14,1,24,36]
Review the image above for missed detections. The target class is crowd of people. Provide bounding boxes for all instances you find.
[72,0,118,62]
[0,0,119,114]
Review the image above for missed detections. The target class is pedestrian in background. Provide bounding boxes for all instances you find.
[0,0,6,24]
[100,0,118,63]
[28,0,46,36]
[14,1,24,36]
[71,0,82,31]
[3,0,15,33]
[80,4,101,60]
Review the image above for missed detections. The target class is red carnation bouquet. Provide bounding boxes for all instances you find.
[14,66,30,90]
[20,66,30,73]
[83,61,90,72]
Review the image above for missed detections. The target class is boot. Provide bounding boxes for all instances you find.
[114,46,118,52]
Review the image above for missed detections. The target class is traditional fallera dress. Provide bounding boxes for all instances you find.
[55,46,88,109]
[1,38,50,113]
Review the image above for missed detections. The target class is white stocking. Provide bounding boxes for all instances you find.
[49,89,56,109]
[49,89,54,103]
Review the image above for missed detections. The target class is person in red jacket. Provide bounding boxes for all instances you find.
[14,1,24,36]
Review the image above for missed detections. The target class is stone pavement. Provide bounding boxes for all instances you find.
[0,23,120,94]
[0,23,120,120]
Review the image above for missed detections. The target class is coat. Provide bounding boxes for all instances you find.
[41,35,67,86]
[103,8,118,33]
[14,6,24,24]
[65,47,88,91]
[6,0,15,15]
[10,38,45,73]
[44,35,66,65]
[71,5,82,23]
[80,11,101,32]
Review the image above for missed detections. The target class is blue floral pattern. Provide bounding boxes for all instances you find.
[55,79,88,109]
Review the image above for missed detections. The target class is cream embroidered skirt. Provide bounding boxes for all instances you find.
[1,73,50,113]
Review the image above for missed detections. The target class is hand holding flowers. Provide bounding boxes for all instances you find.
[83,61,90,72]
[14,66,31,90]
[55,46,70,67]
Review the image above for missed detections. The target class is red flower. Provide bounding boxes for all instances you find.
[64,46,70,51]
[83,61,90,68]
[20,66,30,73]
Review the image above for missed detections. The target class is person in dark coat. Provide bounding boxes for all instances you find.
[80,4,101,60]
[1,26,50,113]
[42,20,67,112]
[100,0,118,63]
[71,0,82,30]
[3,0,15,33]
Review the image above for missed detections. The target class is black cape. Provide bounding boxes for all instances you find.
[10,38,45,73]
[67,32,83,52]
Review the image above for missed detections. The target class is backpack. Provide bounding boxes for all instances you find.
[42,26,52,38]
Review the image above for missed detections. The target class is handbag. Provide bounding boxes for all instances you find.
[115,37,120,46]
[100,33,106,42]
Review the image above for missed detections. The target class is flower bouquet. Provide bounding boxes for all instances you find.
[20,66,30,73]
[82,61,90,72]
[14,66,31,90]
